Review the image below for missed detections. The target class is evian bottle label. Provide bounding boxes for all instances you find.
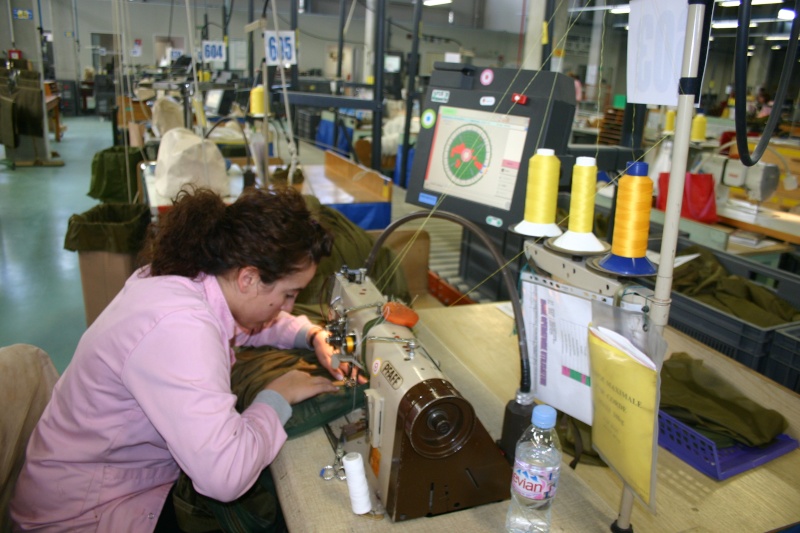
[511,459,559,500]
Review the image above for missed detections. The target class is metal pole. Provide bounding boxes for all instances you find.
[612,2,709,531]
[336,0,346,84]
[248,0,254,80]
[363,0,376,84]
[542,0,555,70]
[7,0,15,47]
[72,0,82,112]
[370,0,386,171]
[400,0,423,188]
[223,1,230,71]
[290,0,299,90]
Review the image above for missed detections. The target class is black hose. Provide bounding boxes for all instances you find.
[734,0,800,166]
[204,116,253,169]
[364,211,532,395]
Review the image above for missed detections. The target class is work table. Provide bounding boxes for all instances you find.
[271,303,800,532]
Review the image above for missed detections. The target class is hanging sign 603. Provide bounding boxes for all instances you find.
[202,41,227,62]
[264,31,297,66]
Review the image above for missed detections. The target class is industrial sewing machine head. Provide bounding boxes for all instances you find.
[701,153,780,206]
[324,266,512,522]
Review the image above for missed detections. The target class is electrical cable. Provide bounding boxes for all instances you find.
[733,0,800,166]
[364,211,531,396]
[203,116,254,169]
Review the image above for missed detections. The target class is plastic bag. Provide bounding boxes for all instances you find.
[657,172,718,224]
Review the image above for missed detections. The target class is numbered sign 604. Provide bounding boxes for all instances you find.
[264,31,297,66]
[202,41,227,62]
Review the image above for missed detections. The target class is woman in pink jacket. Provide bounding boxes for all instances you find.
[11,186,345,532]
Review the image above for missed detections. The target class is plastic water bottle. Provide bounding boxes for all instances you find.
[505,404,562,533]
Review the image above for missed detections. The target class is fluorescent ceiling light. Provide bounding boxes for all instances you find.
[712,21,740,28]
[423,0,452,5]
[778,8,796,19]
[766,34,791,39]
[718,0,783,6]
[711,21,758,28]
[772,44,782,49]
[748,44,756,49]
[610,5,630,14]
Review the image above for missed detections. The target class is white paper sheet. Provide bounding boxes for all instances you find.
[522,277,595,425]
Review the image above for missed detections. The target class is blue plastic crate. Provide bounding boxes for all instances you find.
[658,410,799,481]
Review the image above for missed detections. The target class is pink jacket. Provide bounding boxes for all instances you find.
[11,270,313,532]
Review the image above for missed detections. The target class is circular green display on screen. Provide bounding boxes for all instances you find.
[421,109,436,128]
[443,125,491,186]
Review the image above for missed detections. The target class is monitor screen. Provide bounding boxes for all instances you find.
[205,89,224,115]
[385,55,402,73]
[420,106,530,212]
[405,63,575,230]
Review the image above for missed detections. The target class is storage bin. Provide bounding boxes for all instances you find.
[764,325,800,393]
[643,238,800,372]
[658,410,799,481]
[64,204,151,326]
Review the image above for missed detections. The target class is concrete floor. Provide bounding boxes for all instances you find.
[1,116,105,373]
[0,115,467,374]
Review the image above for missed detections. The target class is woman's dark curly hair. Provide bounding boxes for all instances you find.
[140,186,333,283]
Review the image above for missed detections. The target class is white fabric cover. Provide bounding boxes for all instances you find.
[151,96,184,137]
[155,127,229,200]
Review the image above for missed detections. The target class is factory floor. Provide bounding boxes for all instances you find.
[0,115,465,375]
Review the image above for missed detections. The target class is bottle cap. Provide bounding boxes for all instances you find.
[531,404,557,429]
[575,156,596,167]
[536,148,555,157]
[624,161,649,177]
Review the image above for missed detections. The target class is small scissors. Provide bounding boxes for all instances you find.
[320,427,347,481]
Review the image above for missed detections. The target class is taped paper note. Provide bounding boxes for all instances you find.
[627,0,687,106]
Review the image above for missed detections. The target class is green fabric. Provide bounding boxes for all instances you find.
[297,195,411,307]
[173,468,284,533]
[660,352,787,447]
[63,203,151,254]
[88,146,145,204]
[556,412,607,468]
[173,343,368,533]
[672,246,800,328]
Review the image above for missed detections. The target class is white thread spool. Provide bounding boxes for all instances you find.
[342,452,372,515]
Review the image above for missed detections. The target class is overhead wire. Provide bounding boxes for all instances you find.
[733,0,800,166]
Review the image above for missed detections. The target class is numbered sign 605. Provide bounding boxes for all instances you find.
[202,40,227,62]
[264,31,297,66]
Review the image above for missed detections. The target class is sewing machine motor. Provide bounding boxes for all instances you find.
[326,267,512,521]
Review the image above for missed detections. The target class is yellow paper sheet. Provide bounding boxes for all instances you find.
[588,327,658,506]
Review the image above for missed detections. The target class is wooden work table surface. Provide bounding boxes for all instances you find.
[144,151,391,214]
[272,304,800,532]
[717,200,800,246]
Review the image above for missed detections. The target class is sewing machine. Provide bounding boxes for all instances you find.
[700,153,780,206]
[325,266,512,522]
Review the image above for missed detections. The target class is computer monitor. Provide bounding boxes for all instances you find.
[205,90,224,114]
[405,63,575,230]
[204,89,235,117]
[385,54,403,74]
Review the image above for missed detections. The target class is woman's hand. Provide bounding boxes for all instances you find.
[265,370,339,405]
[310,327,367,385]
